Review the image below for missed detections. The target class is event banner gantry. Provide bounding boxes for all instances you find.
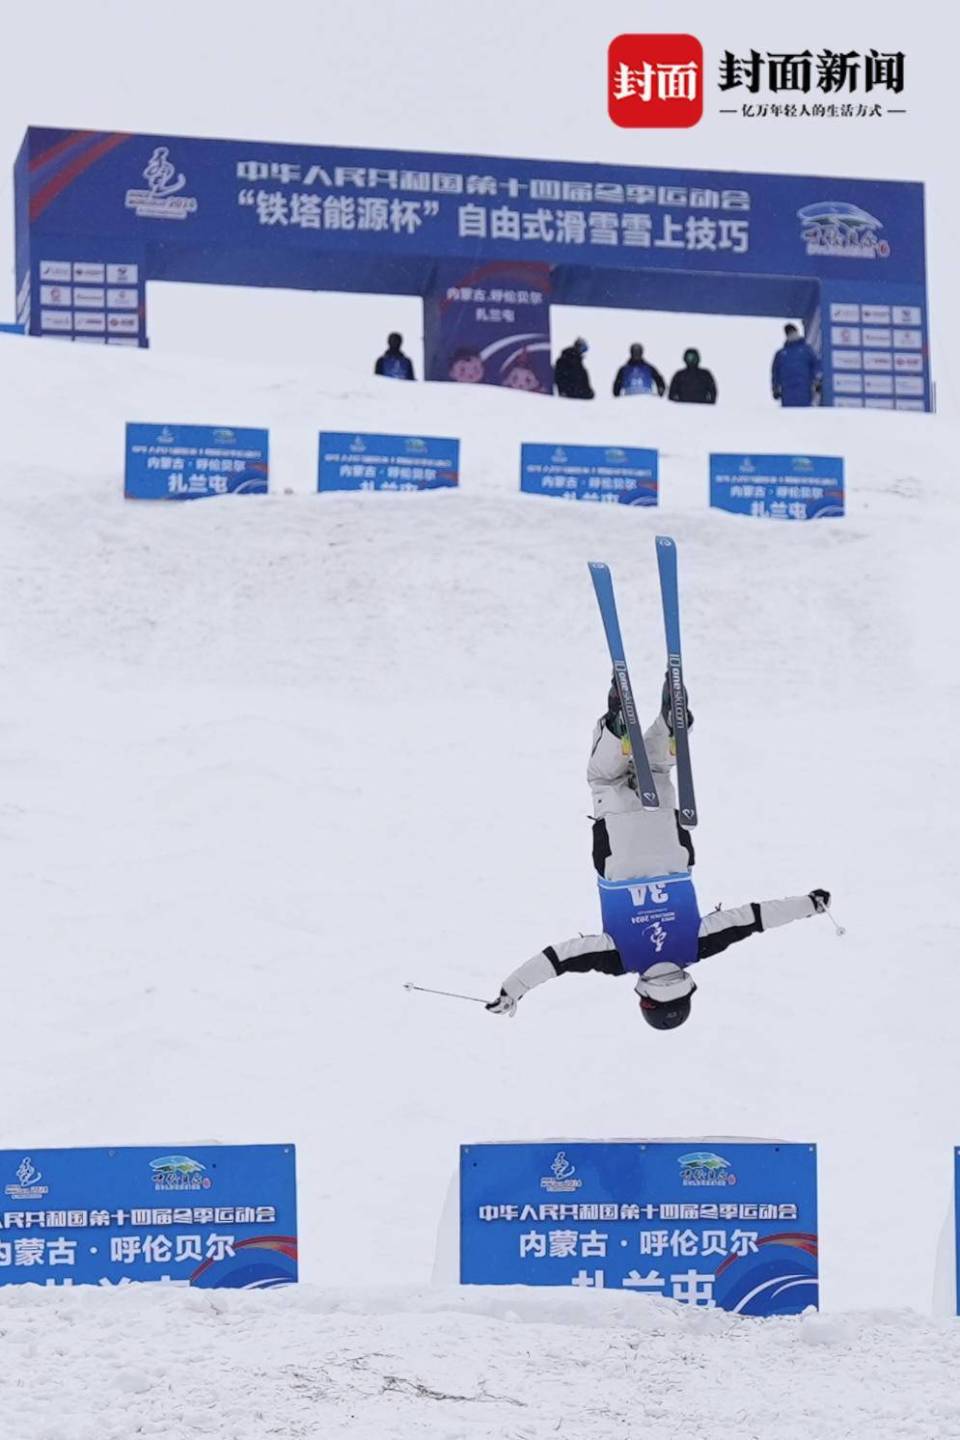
[15,127,931,409]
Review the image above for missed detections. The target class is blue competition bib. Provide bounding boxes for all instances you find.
[622,364,656,396]
[597,873,701,973]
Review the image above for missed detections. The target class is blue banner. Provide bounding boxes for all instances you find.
[125,423,269,500]
[597,873,700,972]
[0,1145,297,1287]
[318,432,460,492]
[521,443,658,505]
[710,453,844,520]
[460,1141,818,1315]
[18,130,926,288]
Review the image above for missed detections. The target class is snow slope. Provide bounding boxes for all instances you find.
[2,331,960,1434]
[4,1284,960,1440]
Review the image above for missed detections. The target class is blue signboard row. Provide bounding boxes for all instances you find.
[0,1145,296,1288]
[461,1141,818,1316]
[123,427,843,522]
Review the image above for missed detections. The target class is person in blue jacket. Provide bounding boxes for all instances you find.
[613,343,666,398]
[374,332,415,381]
[771,324,821,408]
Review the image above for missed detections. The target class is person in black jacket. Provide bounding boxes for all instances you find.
[374,332,415,381]
[612,343,666,398]
[553,338,594,399]
[668,348,717,404]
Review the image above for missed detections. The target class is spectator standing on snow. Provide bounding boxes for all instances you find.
[374,332,415,381]
[612,344,666,398]
[771,324,821,408]
[554,338,594,399]
[668,348,717,405]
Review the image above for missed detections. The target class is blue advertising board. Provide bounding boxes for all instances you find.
[318,431,459,492]
[0,1144,297,1287]
[125,423,269,500]
[521,443,658,505]
[461,1140,818,1315]
[710,453,844,520]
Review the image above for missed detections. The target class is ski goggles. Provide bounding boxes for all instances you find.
[634,967,697,1005]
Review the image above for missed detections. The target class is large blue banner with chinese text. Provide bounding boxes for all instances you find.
[710,453,844,519]
[521,443,658,505]
[318,431,459,492]
[461,1141,817,1315]
[17,128,925,288]
[125,423,269,499]
[0,1144,297,1287]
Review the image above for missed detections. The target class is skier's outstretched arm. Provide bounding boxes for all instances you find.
[486,934,623,1015]
[697,889,830,960]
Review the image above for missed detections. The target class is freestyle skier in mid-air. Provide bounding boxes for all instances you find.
[485,545,832,1031]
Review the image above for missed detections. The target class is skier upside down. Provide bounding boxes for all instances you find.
[486,678,831,1030]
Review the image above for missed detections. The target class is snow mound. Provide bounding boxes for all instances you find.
[2,1284,958,1440]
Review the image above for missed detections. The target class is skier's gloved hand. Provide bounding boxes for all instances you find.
[607,671,621,717]
[809,888,832,912]
[485,990,517,1017]
[605,672,629,742]
[660,672,693,735]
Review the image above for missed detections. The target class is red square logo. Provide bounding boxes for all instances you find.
[608,34,703,128]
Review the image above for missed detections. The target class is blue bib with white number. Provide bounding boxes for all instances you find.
[597,872,701,974]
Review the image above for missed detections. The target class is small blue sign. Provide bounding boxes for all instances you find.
[710,453,844,520]
[318,432,460,492]
[461,1140,818,1315]
[125,423,269,500]
[0,1144,297,1287]
[0,322,24,335]
[521,444,658,506]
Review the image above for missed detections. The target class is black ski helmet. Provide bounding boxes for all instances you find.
[639,992,694,1030]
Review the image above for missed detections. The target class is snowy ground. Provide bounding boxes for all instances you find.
[5,1284,960,1440]
[3,331,960,1434]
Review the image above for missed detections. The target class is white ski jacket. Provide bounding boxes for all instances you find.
[588,713,691,880]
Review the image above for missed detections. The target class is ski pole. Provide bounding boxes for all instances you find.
[813,897,846,937]
[403,982,488,1005]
